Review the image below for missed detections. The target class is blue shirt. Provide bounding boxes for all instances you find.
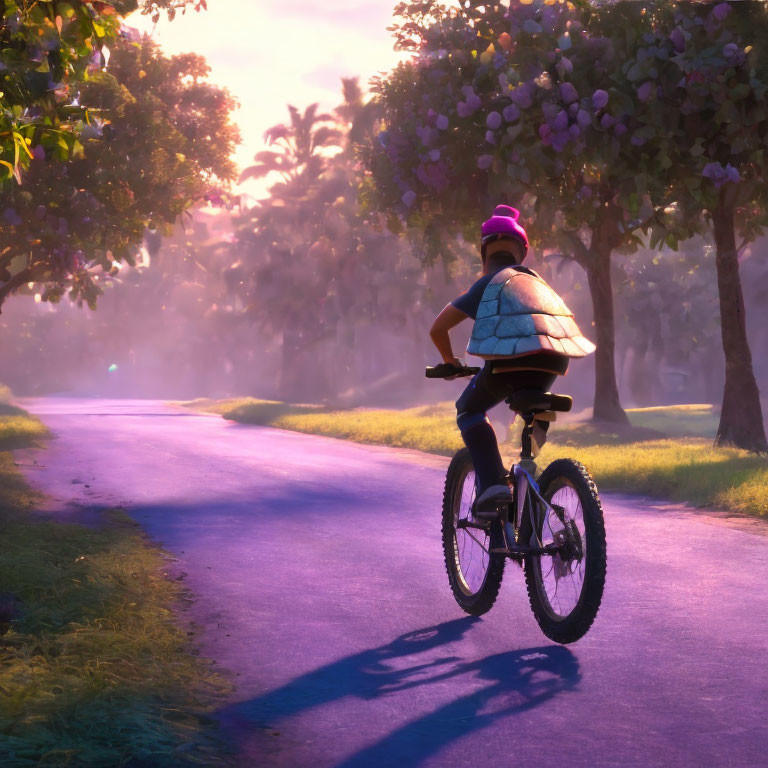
[450,272,498,319]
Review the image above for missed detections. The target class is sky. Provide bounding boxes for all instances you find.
[127,1,407,199]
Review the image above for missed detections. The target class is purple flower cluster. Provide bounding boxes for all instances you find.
[702,161,740,187]
[457,85,482,117]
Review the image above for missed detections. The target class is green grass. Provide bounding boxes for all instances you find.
[538,439,768,517]
[0,408,232,766]
[189,397,768,519]
[627,403,719,438]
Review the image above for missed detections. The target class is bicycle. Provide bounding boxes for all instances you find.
[426,362,607,644]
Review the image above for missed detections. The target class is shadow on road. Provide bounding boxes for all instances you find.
[217,617,580,767]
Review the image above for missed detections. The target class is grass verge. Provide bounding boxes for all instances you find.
[189,398,768,519]
[0,408,232,766]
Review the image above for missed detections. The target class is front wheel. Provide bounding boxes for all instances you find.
[519,458,606,644]
[442,449,505,616]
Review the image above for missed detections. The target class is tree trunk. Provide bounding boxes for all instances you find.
[711,200,767,452]
[279,326,334,403]
[585,243,630,424]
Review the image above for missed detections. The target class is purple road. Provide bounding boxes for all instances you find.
[17,398,768,768]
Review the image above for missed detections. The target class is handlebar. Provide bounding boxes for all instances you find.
[425,363,481,379]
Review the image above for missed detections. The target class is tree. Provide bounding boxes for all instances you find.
[234,82,441,403]
[0,34,239,311]
[627,1,768,451]
[0,2,203,183]
[366,0,672,423]
[616,239,721,406]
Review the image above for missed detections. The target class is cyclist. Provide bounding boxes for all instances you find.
[429,205,594,518]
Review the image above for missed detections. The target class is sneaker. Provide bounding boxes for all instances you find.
[474,484,513,520]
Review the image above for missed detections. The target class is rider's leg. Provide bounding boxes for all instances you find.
[456,367,559,502]
[455,366,509,496]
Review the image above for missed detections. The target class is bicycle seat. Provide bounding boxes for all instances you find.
[505,390,573,414]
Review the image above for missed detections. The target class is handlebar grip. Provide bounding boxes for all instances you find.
[425,363,480,379]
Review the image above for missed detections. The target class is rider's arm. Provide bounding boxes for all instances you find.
[430,304,469,364]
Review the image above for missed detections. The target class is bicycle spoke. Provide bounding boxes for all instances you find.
[535,484,587,619]
[453,469,491,595]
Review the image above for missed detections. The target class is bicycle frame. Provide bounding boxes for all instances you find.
[499,463,555,554]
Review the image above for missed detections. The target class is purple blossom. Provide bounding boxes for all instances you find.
[485,130,496,145]
[631,133,646,146]
[712,2,731,22]
[592,89,609,110]
[614,123,628,137]
[416,126,435,146]
[670,27,685,53]
[551,131,569,153]
[600,113,615,129]
[557,56,573,77]
[569,124,581,138]
[2,208,22,226]
[538,123,552,140]
[416,162,449,191]
[461,86,481,111]
[457,101,474,118]
[578,185,592,199]
[723,43,742,63]
[559,82,579,105]
[428,149,441,162]
[553,109,569,132]
[436,114,449,130]
[576,109,592,129]
[568,103,579,117]
[522,19,542,35]
[503,104,521,122]
[637,81,654,102]
[703,161,741,187]
[486,111,503,130]
[401,190,417,207]
[477,154,494,170]
[542,102,560,123]
[32,145,46,161]
[510,84,533,109]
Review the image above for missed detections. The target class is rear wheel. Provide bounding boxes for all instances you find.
[519,459,606,644]
[442,449,505,616]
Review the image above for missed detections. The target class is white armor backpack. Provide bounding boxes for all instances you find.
[466,266,596,360]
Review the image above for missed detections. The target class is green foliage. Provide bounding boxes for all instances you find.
[0,1,127,182]
[617,238,721,394]
[625,1,768,241]
[0,408,48,449]
[369,0,663,262]
[0,35,239,310]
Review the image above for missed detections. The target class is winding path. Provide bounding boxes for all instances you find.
[17,398,768,768]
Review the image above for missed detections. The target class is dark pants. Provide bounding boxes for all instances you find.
[456,366,558,493]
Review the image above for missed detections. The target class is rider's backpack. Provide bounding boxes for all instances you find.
[466,266,596,360]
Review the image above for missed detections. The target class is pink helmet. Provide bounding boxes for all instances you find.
[481,205,529,262]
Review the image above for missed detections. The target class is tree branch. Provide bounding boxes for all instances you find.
[0,267,36,313]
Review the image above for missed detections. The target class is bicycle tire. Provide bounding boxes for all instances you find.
[442,448,505,616]
[519,458,606,644]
